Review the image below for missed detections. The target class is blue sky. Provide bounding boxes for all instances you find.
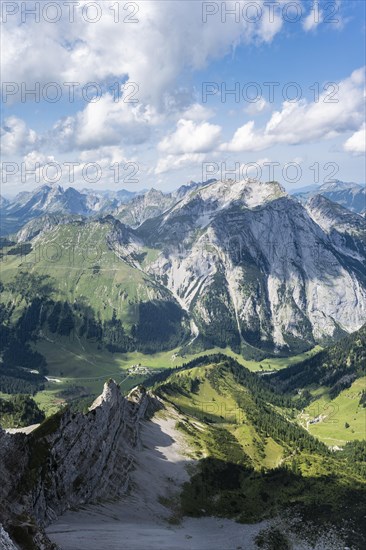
[1,0,365,195]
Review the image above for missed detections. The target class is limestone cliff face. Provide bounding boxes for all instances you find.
[133,180,366,351]
[0,381,160,549]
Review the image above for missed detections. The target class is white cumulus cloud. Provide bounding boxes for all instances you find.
[52,92,160,151]
[221,67,365,152]
[343,123,366,155]
[158,119,222,155]
[1,116,39,156]
[1,1,286,109]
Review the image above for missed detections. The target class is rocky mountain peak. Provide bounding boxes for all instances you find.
[142,188,170,203]
[318,179,362,193]
[89,379,121,410]
[293,180,365,214]
[33,182,64,199]
[161,179,288,232]
[306,193,339,218]
[190,178,287,209]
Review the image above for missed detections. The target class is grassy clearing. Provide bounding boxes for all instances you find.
[240,345,322,372]
[33,389,67,417]
[300,377,366,446]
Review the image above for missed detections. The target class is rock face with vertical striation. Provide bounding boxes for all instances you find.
[0,381,160,549]
[133,179,366,352]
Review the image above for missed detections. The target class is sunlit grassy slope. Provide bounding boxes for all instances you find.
[271,325,366,446]
[0,220,163,326]
[155,362,285,469]
[151,357,365,543]
[299,377,366,446]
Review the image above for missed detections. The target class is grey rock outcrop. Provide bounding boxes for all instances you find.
[0,525,18,550]
[0,381,160,549]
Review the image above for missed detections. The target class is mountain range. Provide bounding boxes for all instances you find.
[1,179,364,236]
[1,178,365,359]
[0,180,213,236]
[293,180,365,214]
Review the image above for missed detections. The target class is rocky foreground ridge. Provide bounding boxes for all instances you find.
[0,381,160,549]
